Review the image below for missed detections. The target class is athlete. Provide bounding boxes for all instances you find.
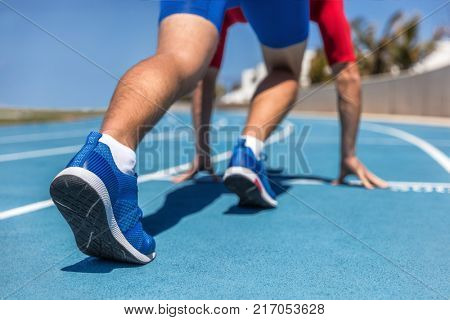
[50,0,310,264]
[175,0,388,196]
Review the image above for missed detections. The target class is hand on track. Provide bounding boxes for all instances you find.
[332,156,388,189]
[173,154,220,183]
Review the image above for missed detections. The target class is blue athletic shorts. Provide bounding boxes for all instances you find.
[159,0,309,48]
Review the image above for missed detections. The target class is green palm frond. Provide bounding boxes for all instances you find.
[350,11,442,75]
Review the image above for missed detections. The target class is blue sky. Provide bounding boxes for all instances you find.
[0,0,448,108]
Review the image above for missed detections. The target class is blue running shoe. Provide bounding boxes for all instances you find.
[223,138,277,208]
[50,132,156,264]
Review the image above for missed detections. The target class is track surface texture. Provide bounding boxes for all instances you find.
[0,111,449,299]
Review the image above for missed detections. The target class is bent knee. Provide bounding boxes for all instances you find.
[153,51,210,94]
[270,69,300,102]
[169,51,208,79]
[281,73,300,94]
[336,63,361,86]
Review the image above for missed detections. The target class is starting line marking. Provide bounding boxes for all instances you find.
[287,179,450,193]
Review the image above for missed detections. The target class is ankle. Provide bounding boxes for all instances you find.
[99,133,137,175]
[100,129,137,150]
[240,135,265,160]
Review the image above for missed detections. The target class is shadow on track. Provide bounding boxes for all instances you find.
[142,174,297,235]
[142,180,225,236]
[61,173,333,273]
[62,256,141,273]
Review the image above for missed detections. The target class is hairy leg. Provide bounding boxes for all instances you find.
[101,14,218,149]
[333,62,361,159]
[332,62,387,188]
[242,42,306,141]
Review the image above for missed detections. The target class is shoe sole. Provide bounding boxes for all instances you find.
[223,166,277,208]
[50,167,155,264]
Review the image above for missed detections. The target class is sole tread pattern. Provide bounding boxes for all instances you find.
[224,174,273,208]
[50,175,147,264]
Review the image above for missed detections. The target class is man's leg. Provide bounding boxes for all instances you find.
[50,2,228,264]
[101,14,219,150]
[243,43,306,141]
[333,62,362,161]
[223,0,309,207]
[222,44,305,207]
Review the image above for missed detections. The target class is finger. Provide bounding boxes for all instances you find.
[172,170,197,183]
[356,169,374,189]
[365,170,389,188]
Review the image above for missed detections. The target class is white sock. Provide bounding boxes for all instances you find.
[99,133,136,175]
[241,135,264,159]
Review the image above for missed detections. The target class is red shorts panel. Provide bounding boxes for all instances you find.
[209,7,246,69]
[310,0,356,65]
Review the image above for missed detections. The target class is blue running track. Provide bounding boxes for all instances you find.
[0,111,449,299]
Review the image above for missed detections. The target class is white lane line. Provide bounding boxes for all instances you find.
[0,131,235,163]
[138,151,232,183]
[0,122,294,220]
[363,123,450,173]
[288,179,450,193]
[0,145,83,163]
[0,130,88,145]
[0,129,182,145]
[0,200,54,220]
[0,117,229,145]
[0,133,192,163]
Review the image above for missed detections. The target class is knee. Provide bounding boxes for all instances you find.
[336,64,361,89]
[158,51,209,94]
[170,51,206,80]
[256,67,299,106]
[274,67,300,97]
[283,75,300,100]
